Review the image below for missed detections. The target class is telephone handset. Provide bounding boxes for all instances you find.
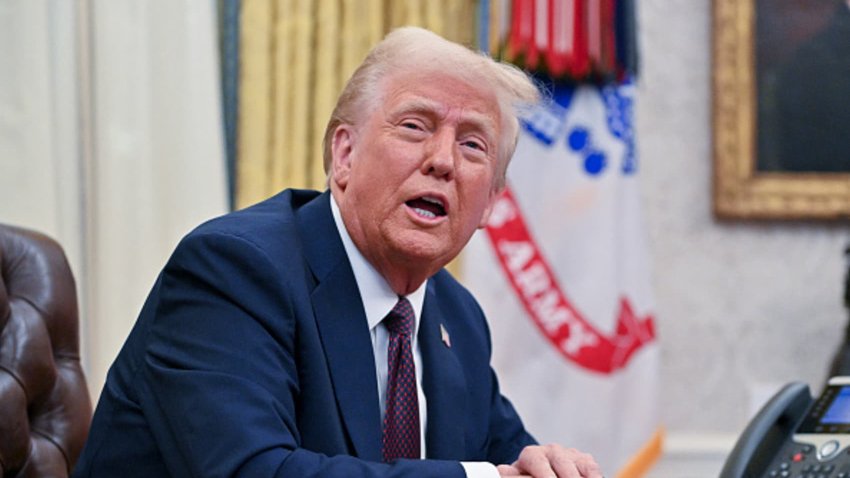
[721,377,850,478]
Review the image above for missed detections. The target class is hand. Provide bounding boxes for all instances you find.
[496,444,602,478]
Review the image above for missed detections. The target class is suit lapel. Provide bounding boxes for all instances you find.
[419,283,467,460]
[297,192,382,462]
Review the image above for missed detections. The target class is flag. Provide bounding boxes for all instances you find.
[502,0,637,84]
[462,78,661,476]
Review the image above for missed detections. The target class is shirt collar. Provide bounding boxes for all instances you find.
[330,194,426,333]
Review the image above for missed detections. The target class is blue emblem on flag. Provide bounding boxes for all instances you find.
[520,83,576,147]
[602,81,637,175]
[567,127,607,176]
[521,104,566,147]
[519,81,636,177]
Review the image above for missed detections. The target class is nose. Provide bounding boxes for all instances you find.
[421,129,455,180]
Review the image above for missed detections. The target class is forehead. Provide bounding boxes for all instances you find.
[378,69,502,130]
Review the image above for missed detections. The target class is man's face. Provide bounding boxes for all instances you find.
[332,69,502,274]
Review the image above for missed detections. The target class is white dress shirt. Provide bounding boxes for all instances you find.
[330,197,499,478]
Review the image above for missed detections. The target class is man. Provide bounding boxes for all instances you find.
[74,27,602,478]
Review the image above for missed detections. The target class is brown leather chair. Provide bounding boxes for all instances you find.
[0,224,92,477]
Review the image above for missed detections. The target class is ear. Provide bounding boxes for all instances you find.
[476,185,503,229]
[330,124,356,190]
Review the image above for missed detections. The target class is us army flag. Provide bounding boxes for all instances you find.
[462,80,661,477]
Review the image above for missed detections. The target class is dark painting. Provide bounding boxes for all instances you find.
[756,0,850,173]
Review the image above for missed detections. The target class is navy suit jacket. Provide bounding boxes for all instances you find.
[74,189,535,477]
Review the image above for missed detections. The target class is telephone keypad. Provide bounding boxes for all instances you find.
[763,443,847,478]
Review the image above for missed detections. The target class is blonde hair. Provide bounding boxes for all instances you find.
[322,26,539,190]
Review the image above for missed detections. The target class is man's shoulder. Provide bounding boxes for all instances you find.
[189,188,324,242]
[162,189,330,270]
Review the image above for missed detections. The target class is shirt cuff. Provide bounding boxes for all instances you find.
[460,461,500,478]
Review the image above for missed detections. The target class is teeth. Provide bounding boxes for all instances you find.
[421,196,444,207]
[413,208,437,219]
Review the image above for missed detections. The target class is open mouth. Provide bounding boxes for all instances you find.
[406,196,447,220]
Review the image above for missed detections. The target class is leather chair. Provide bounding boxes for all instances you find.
[0,224,91,477]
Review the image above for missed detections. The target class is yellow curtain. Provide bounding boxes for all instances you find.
[236,0,476,208]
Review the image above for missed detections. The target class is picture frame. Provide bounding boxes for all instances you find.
[712,0,850,220]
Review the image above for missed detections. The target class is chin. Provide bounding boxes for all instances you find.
[389,237,455,269]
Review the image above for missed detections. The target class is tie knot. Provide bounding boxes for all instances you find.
[384,297,415,336]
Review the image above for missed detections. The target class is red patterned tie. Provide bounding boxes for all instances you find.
[382,296,421,462]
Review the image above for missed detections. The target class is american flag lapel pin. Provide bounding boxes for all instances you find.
[440,323,451,348]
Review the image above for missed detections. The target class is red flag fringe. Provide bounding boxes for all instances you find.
[502,0,637,84]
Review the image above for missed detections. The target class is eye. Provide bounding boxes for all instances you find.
[400,120,424,131]
[461,139,486,152]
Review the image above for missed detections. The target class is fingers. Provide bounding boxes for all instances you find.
[497,464,532,477]
[497,464,522,475]
[550,446,600,478]
[514,445,559,477]
[512,444,602,478]
[549,445,600,478]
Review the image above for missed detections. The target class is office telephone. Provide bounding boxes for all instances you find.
[721,377,850,478]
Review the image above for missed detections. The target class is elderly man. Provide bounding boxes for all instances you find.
[74,27,602,478]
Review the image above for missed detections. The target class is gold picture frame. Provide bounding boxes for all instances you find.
[712,0,850,220]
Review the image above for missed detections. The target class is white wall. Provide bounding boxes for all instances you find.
[637,0,850,437]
